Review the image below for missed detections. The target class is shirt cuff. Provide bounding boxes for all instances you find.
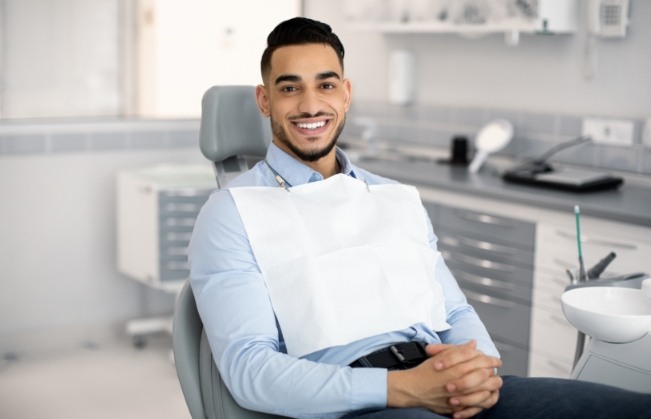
[350,367,387,411]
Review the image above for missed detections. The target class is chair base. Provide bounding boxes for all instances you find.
[126,315,173,348]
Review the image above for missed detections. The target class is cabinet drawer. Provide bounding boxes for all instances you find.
[462,286,531,345]
[448,259,533,303]
[536,224,651,278]
[528,352,573,378]
[437,205,535,248]
[159,259,190,282]
[493,339,529,377]
[438,231,535,271]
[529,306,577,361]
[422,202,440,226]
[158,190,210,216]
[532,270,567,312]
[157,192,209,283]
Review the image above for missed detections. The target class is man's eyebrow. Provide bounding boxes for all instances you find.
[274,74,301,85]
[316,71,341,81]
[274,71,341,85]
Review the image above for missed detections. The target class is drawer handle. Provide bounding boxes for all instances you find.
[455,270,514,291]
[166,246,189,256]
[164,203,200,212]
[165,232,193,241]
[552,256,574,269]
[451,253,516,273]
[455,211,514,228]
[161,188,212,197]
[464,289,514,309]
[547,358,571,375]
[460,237,514,255]
[442,235,516,256]
[552,276,569,287]
[493,341,516,353]
[551,314,568,325]
[555,230,637,250]
[165,218,196,227]
[166,261,189,270]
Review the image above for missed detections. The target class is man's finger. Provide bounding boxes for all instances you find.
[430,341,486,372]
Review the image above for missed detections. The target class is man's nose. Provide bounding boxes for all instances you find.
[297,88,323,115]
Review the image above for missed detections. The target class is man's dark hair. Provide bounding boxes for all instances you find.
[260,17,345,82]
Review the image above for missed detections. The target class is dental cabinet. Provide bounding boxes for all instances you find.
[423,201,535,377]
[116,164,215,291]
[116,164,214,345]
[415,185,651,379]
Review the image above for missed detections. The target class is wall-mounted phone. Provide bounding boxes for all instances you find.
[588,0,630,38]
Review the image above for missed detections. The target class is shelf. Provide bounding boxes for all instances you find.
[346,21,560,35]
[344,0,578,37]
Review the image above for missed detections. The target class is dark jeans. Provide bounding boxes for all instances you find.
[342,376,651,419]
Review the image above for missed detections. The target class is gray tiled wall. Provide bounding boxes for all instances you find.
[346,102,651,176]
[0,120,200,156]
[2,109,650,176]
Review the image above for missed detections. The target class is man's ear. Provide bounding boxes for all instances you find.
[343,78,352,113]
[255,84,271,117]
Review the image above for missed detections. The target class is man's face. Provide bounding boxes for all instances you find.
[256,44,351,163]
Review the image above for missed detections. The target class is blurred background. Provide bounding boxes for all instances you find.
[1,0,650,417]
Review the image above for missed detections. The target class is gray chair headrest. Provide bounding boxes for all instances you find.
[199,85,271,163]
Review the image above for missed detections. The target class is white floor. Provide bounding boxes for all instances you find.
[0,334,191,419]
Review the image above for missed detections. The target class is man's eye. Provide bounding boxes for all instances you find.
[282,86,297,92]
[321,83,335,90]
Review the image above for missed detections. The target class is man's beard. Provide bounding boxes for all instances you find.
[271,114,345,163]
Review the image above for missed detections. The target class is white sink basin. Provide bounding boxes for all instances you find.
[561,286,651,343]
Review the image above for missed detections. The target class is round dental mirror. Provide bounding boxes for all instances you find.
[468,119,514,174]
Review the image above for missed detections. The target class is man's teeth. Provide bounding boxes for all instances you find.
[295,121,326,130]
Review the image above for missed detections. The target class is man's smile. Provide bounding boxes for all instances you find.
[294,120,326,130]
[291,118,332,136]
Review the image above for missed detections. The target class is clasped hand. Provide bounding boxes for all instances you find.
[387,340,502,419]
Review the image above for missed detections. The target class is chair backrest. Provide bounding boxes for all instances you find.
[199,85,271,187]
[172,281,205,419]
[174,85,283,419]
[173,280,284,419]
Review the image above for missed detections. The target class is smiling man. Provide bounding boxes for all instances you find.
[257,41,351,173]
[189,17,651,419]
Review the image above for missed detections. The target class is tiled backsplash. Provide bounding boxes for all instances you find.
[2,107,650,176]
[0,119,200,155]
[345,102,651,176]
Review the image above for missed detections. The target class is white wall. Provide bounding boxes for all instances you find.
[0,0,122,118]
[0,142,206,354]
[305,0,651,118]
[137,0,301,118]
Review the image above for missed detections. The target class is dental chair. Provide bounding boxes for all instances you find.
[172,85,282,419]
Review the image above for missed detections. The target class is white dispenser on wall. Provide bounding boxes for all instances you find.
[388,49,415,105]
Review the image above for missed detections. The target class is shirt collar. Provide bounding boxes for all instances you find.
[264,142,358,187]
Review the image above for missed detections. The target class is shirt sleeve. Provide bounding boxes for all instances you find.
[189,190,387,418]
[423,209,500,359]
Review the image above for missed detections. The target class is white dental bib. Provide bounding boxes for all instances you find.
[230,174,449,358]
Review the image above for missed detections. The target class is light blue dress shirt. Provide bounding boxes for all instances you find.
[189,142,499,418]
